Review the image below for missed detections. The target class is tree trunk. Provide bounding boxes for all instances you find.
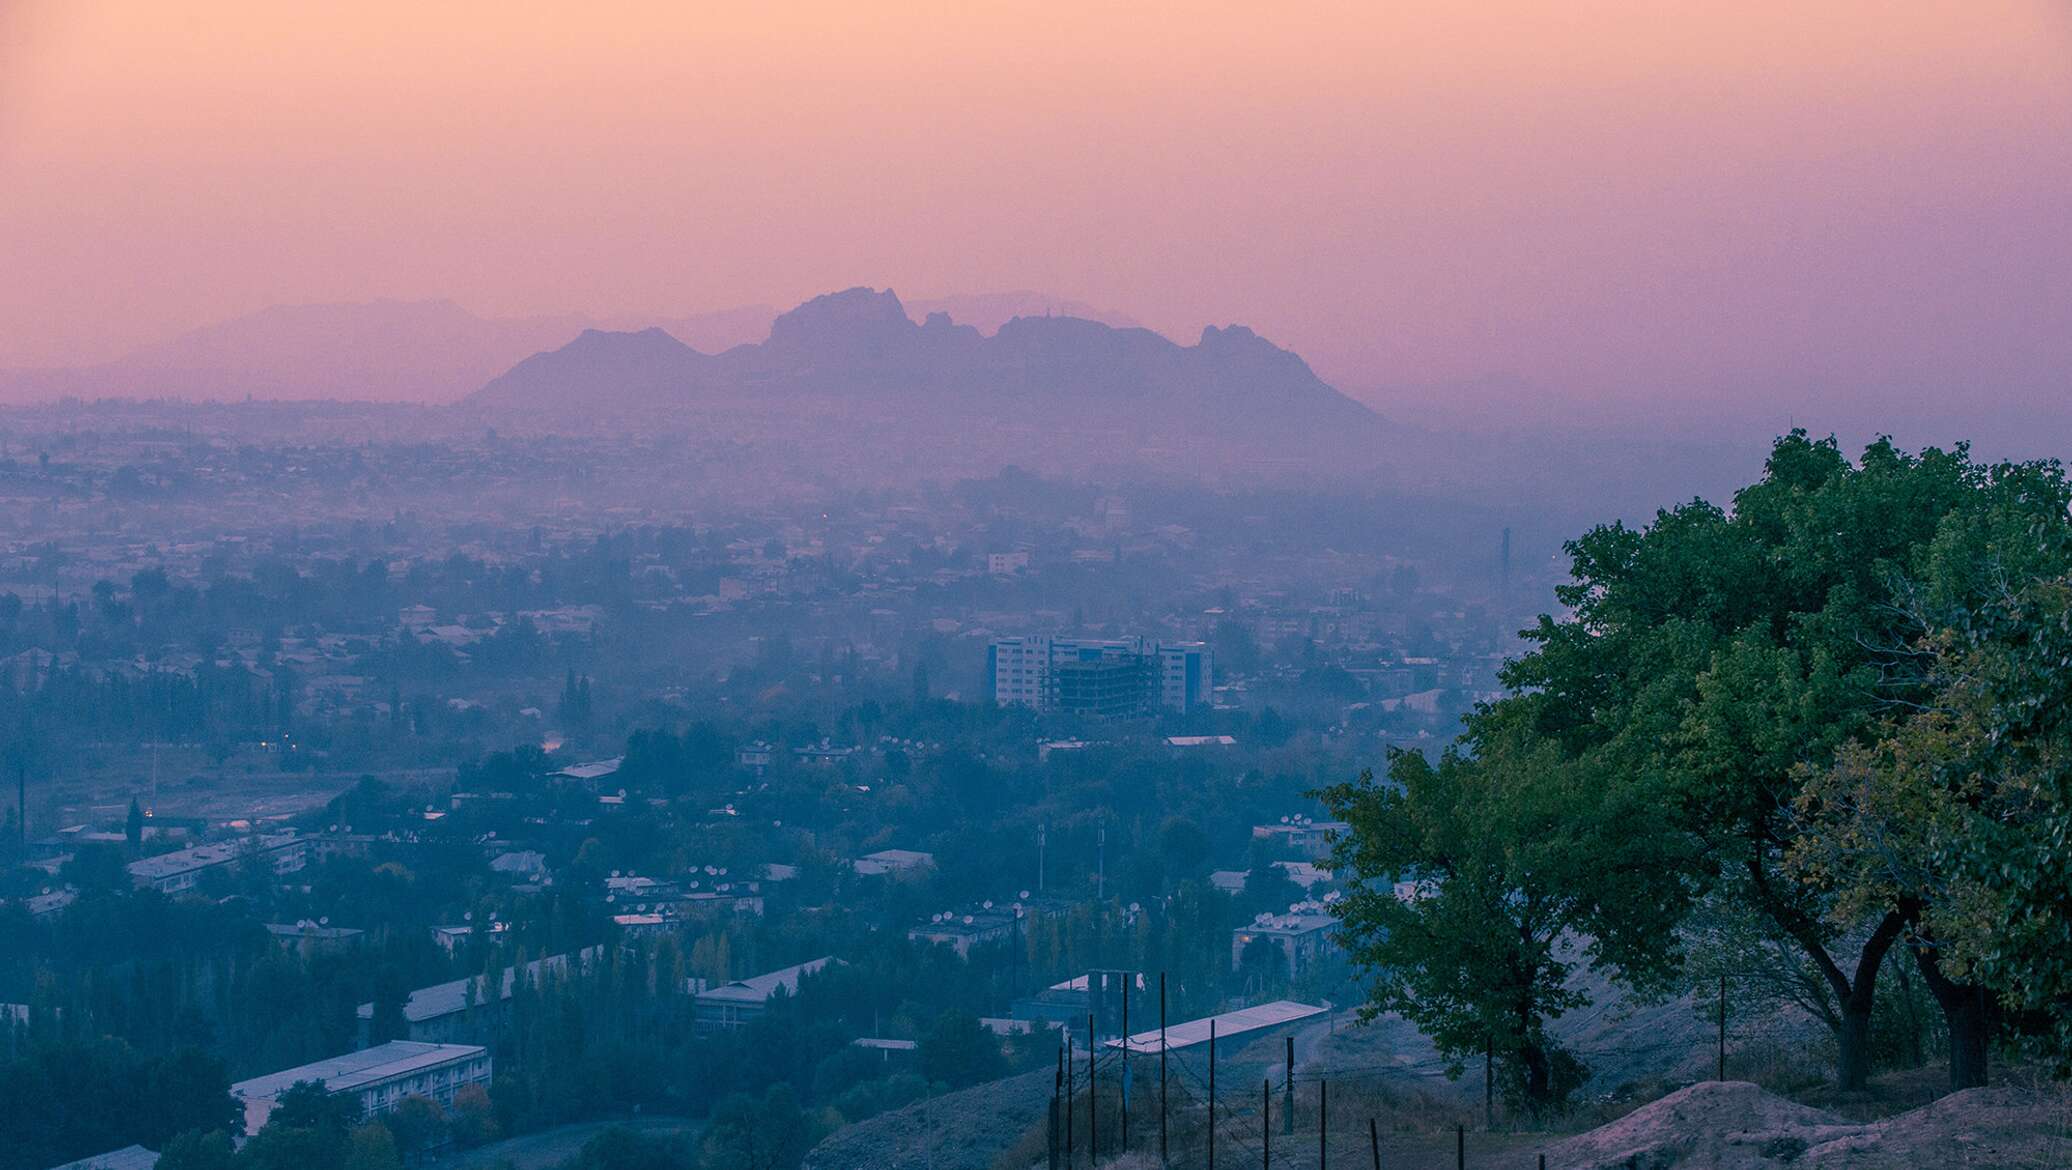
[1518,1037,1551,1115]
[1912,937,1990,1089]
[1749,858,1907,1092]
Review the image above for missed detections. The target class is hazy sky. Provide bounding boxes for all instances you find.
[3,2,2068,438]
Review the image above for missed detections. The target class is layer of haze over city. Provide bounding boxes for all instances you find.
[3,5,2070,1170]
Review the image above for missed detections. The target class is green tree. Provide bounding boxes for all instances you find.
[339,1125,400,1170]
[157,1130,237,1170]
[1321,731,1687,1115]
[379,1097,444,1164]
[917,1008,1005,1089]
[1488,434,2031,1089]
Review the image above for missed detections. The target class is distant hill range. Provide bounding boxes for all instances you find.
[469,287,1386,456]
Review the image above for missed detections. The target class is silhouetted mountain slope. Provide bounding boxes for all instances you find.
[471,287,1386,453]
[0,300,591,404]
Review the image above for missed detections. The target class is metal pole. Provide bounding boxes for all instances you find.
[1208,1019,1217,1170]
[1262,1080,1271,1169]
[1088,1013,1097,1163]
[1051,1048,1063,1170]
[1159,973,1168,1165]
[1368,1118,1379,1170]
[1283,1036,1295,1135]
[1065,1038,1075,1170]
[1319,1079,1327,1170]
[1121,978,1130,1153]
[1455,1123,1464,1170]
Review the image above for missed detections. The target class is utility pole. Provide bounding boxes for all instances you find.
[1159,973,1168,1165]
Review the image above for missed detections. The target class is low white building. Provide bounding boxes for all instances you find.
[127,833,307,894]
[694,957,837,1032]
[232,1041,490,1136]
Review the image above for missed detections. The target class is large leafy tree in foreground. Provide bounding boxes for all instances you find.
[1792,480,2072,1084]
[1333,434,2066,1094]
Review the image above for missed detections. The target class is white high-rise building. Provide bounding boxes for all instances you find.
[986,636,1212,716]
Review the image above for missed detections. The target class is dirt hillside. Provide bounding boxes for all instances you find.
[1542,1080,2072,1169]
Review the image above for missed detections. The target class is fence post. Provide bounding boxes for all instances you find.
[1262,1079,1271,1169]
[1048,1089,1061,1170]
[1121,978,1130,1154]
[1319,1079,1328,1170]
[1283,1036,1295,1135]
[1064,1037,1074,1170]
[1088,1013,1097,1164]
[1052,1047,1064,1170]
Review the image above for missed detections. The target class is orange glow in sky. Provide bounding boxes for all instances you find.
[2,2,2068,428]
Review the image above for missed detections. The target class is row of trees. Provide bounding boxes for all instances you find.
[1325,434,2072,1113]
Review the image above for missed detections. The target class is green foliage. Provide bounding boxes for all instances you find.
[339,1125,401,1170]
[1467,433,2054,1089]
[917,1008,1005,1089]
[156,1131,238,1170]
[1321,727,1687,1113]
[0,1041,241,1170]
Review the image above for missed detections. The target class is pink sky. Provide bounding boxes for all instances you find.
[2,2,2068,431]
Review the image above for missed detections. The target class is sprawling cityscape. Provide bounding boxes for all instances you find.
[7,4,2071,1170]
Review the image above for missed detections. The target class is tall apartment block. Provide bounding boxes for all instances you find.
[986,636,1213,717]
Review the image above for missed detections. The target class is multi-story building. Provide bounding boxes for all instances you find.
[986,636,1212,716]
[127,833,308,895]
[1231,907,1341,977]
[693,957,837,1032]
[232,1041,491,1135]
[354,947,600,1047]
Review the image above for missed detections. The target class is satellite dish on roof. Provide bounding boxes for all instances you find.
[611,869,622,878]
[1280,815,1290,824]
[464,911,473,921]
[982,900,993,910]
[1019,890,1030,900]
[319,916,329,926]
[962,915,973,925]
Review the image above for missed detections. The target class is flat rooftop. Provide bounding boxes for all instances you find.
[1106,1000,1328,1053]
[232,1041,485,1102]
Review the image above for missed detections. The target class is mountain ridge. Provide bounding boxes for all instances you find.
[470,287,1384,454]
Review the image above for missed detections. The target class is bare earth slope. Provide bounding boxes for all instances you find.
[800,1067,1055,1170]
[1543,1081,2072,1169]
